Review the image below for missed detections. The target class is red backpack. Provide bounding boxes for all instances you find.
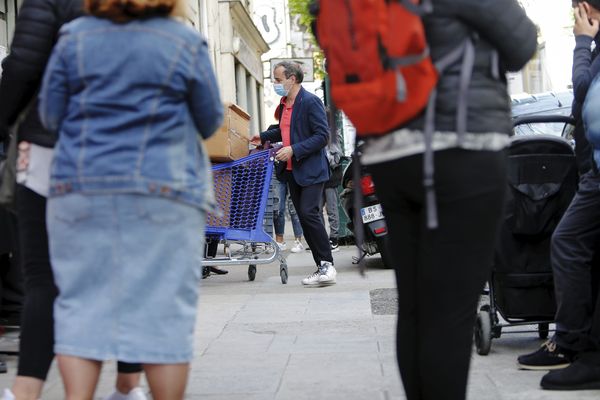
[313,0,437,137]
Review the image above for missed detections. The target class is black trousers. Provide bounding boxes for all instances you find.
[283,171,333,266]
[15,185,142,379]
[552,170,600,353]
[367,149,507,400]
[0,208,23,325]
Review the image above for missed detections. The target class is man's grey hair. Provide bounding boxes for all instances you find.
[274,61,304,83]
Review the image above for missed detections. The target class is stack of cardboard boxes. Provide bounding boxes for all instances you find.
[205,102,251,162]
[205,103,252,228]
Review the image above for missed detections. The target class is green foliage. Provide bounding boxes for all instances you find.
[288,0,315,30]
[288,0,325,79]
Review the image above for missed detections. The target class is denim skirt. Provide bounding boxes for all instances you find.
[46,193,205,363]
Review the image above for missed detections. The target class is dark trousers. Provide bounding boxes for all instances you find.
[552,171,600,353]
[15,185,142,379]
[283,171,333,266]
[368,149,507,400]
[586,274,600,364]
[0,207,23,325]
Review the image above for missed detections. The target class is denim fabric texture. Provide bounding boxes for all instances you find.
[47,193,205,363]
[321,186,339,239]
[39,16,223,210]
[274,178,303,237]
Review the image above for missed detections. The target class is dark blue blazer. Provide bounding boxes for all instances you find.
[261,87,330,187]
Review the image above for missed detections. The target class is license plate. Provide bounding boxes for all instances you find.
[361,204,384,224]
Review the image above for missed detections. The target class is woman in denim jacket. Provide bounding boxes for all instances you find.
[38,0,223,398]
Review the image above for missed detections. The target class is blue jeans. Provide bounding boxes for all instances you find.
[274,178,303,238]
[321,186,340,239]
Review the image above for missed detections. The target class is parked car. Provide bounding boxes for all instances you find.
[511,90,573,138]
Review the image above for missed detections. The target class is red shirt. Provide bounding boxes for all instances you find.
[280,98,294,170]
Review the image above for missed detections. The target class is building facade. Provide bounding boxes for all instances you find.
[515,0,574,94]
[0,0,270,133]
[252,0,323,127]
[201,0,269,134]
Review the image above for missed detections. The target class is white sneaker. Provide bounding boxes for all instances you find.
[290,240,304,253]
[276,241,287,251]
[126,388,147,400]
[302,269,322,285]
[104,388,148,400]
[3,389,15,400]
[318,262,337,285]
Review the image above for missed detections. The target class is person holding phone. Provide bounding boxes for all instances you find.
[517,0,600,391]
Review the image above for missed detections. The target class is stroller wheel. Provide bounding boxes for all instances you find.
[475,310,492,356]
[538,323,550,339]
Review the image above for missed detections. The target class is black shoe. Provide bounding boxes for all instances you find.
[541,355,600,390]
[209,266,228,275]
[202,266,210,279]
[517,339,574,370]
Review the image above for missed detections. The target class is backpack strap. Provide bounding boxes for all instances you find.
[386,49,431,69]
[490,50,500,80]
[456,40,476,145]
[352,143,367,276]
[385,0,434,102]
[422,37,476,229]
[399,0,433,15]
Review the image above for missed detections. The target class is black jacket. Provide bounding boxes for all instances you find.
[406,0,537,135]
[0,0,83,147]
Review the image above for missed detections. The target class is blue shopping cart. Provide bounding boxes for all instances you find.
[202,148,288,284]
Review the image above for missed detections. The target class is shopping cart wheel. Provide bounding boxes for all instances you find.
[280,262,288,284]
[475,309,492,356]
[538,323,549,339]
[248,265,257,281]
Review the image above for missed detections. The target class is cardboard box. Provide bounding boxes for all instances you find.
[205,103,250,162]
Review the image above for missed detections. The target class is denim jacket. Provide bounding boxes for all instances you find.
[39,16,223,210]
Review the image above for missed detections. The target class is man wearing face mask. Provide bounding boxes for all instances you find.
[251,61,335,285]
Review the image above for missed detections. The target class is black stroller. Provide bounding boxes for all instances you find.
[474,115,579,355]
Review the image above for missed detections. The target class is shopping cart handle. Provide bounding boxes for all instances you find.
[250,140,282,156]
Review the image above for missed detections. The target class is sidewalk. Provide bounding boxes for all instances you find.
[1,243,599,399]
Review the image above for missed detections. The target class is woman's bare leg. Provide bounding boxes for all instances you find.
[115,372,142,394]
[57,355,102,400]
[11,376,44,400]
[143,364,189,400]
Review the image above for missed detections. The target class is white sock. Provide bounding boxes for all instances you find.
[3,389,15,400]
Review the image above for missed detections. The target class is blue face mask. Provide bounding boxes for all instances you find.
[273,83,289,97]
